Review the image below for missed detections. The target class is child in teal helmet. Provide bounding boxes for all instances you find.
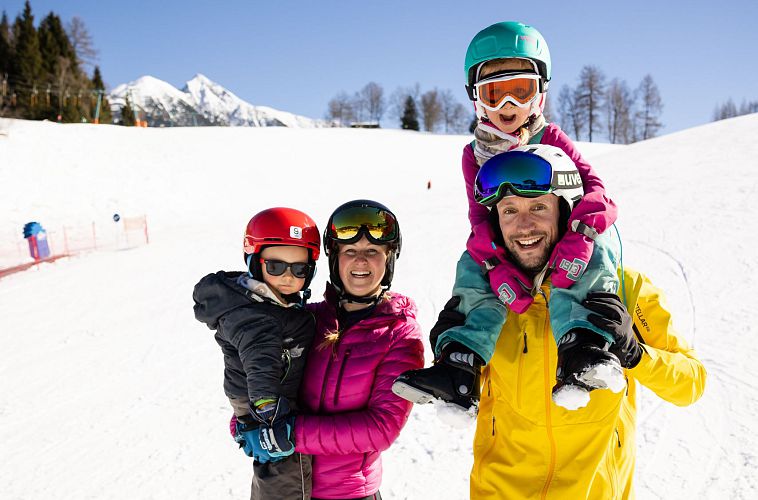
[394,22,634,411]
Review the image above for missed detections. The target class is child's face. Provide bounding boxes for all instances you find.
[479,59,536,134]
[260,245,309,298]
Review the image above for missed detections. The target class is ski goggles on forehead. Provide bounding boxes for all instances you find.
[474,74,541,111]
[327,206,399,244]
[260,259,312,278]
[474,151,554,206]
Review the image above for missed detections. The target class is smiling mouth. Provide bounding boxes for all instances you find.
[351,271,371,278]
[514,236,544,250]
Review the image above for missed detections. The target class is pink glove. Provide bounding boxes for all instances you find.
[548,230,594,289]
[486,256,534,314]
[229,414,238,439]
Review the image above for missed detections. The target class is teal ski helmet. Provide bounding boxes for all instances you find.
[464,21,552,101]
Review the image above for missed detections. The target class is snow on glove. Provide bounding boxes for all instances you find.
[429,296,466,354]
[583,292,643,368]
[487,260,534,314]
[252,397,295,459]
[548,229,595,289]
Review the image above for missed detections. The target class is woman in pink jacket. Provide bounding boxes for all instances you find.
[296,199,425,500]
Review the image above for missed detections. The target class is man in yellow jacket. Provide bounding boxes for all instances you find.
[394,146,706,499]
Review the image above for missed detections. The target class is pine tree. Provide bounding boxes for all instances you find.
[38,13,76,77]
[91,66,111,123]
[9,1,43,118]
[0,11,11,76]
[121,95,135,126]
[0,11,11,115]
[400,95,419,130]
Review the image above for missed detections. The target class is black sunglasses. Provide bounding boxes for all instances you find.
[259,258,312,278]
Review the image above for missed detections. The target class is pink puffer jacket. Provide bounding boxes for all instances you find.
[296,288,424,499]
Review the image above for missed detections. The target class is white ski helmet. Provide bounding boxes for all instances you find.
[475,143,584,212]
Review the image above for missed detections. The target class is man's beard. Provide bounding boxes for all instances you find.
[504,232,556,276]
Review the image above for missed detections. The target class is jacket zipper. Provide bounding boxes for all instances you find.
[333,348,352,406]
[540,308,557,500]
[606,428,620,499]
[517,331,527,408]
[280,349,292,383]
[318,328,343,413]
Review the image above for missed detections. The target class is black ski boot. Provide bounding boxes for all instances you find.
[552,329,625,410]
[392,342,484,411]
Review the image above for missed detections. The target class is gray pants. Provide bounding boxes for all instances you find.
[251,452,312,500]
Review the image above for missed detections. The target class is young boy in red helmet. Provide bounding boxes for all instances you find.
[193,207,320,499]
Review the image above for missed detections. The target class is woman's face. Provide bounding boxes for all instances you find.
[337,237,388,298]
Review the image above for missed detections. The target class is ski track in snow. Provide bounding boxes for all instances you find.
[2,116,758,499]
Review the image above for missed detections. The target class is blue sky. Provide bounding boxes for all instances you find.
[2,0,757,136]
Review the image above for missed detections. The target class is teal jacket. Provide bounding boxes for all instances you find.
[435,230,620,361]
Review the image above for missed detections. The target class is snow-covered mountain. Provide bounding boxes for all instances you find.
[109,74,326,128]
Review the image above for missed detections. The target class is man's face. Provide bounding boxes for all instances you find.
[496,194,560,274]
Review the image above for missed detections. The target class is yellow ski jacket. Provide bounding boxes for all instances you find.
[471,268,706,499]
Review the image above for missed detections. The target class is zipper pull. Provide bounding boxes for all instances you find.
[523,331,528,353]
[615,428,621,448]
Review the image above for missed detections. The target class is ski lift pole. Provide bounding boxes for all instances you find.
[94,90,103,124]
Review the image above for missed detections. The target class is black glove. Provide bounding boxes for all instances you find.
[429,296,466,355]
[583,292,644,368]
[251,397,295,459]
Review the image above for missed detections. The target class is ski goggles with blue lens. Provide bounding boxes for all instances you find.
[327,205,399,245]
[474,151,555,207]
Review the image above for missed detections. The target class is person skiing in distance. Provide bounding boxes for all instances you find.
[393,21,625,410]
[193,207,320,499]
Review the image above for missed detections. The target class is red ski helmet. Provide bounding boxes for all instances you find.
[243,207,320,290]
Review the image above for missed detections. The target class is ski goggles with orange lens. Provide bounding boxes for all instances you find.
[474,74,541,111]
[327,205,400,245]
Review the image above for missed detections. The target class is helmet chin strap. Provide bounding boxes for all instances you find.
[334,283,389,307]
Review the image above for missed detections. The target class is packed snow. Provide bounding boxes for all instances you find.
[0,114,756,499]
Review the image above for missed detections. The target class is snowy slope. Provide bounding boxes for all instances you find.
[109,74,325,127]
[0,115,756,499]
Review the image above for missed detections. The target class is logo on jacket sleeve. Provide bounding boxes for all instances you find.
[497,283,516,305]
[558,258,587,281]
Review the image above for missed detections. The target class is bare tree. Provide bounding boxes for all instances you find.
[712,98,738,121]
[574,65,606,142]
[634,74,663,140]
[542,92,553,123]
[67,16,98,68]
[356,82,385,124]
[604,78,634,144]
[325,91,355,126]
[557,84,584,140]
[739,100,758,115]
[712,98,758,121]
[439,89,469,133]
[419,89,443,132]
